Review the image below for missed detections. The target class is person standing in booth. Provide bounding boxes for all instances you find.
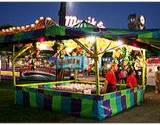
[155,66,160,94]
[104,63,118,93]
[126,69,137,89]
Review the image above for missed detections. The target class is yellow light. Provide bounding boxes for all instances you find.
[26,25,30,28]
[117,39,123,46]
[46,17,52,20]
[21,26,25,29]
[86,36,96,44]
[6,29,9,32]
[17,27,20,30]
[31,24,35,27]
[35,20,39,24]
[107,64,111,69]
[13,27,16,30]
[40,17,44,20]
[36,41,54,50]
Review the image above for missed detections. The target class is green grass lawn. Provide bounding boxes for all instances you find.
[0,80,155,122]
[0,80,81,123]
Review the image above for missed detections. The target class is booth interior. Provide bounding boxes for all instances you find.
[1,37,146,90]
[13,36,145,119]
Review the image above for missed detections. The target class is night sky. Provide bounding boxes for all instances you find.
[0,2,160,29]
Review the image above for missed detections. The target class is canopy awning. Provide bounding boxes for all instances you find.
[0,24,160,56]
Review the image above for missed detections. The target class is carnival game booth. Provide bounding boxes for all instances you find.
[1,17,160,120]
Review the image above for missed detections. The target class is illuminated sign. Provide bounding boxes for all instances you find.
[0,71,20,77]
[57,56,82,69]
[65,16,105,28]
[57,56,88,69]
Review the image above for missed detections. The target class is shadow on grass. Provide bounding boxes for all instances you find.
[0,80,97,123]
[0,80,156,123]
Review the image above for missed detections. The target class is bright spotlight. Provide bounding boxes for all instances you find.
[117,39,123,46]
[87,36,96,44]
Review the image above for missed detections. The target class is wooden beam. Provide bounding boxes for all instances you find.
[142,49,146,89]
[12,44,16,86]
[94,40,100,95]
[73,39,94,56]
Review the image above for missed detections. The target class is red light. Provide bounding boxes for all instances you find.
[132,42,139,48]
[38,37,46,42]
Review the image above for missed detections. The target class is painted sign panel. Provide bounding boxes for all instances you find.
[56,56,87,69]
[57,56,82,69]
[147,64,160,86]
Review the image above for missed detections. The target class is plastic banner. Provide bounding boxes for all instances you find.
[15,83,144,120]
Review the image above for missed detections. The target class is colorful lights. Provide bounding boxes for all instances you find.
[21,26,25,29]
[117,39,123,46]
[35,20,39,24]
[31,24,35,28]
[40,17,44,20]
[0,16,56,35]
[26,25,30,28]
[17,27,20,30]
[46,17,52,20]
[86,36,96,44]
[2,29,5,32]
[38,37,46,42]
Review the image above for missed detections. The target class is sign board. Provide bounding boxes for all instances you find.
[0,71,20,77]
[147,64,158,86]
[146,58,160,86]
[56,56,87,69]
[65,16,105,28]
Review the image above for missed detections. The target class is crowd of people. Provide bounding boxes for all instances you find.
[103,63,138,93]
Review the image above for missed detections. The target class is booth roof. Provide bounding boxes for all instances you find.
[0,25,160,49]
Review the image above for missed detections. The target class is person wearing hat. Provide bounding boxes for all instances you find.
[155,66,160,94]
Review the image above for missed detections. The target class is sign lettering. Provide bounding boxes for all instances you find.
[65,16,106,28]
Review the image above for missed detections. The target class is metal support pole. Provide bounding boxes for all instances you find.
[12,44,32,86]
[74,69,78,81]
[94,39,100,95]
[59,2,66,26]
[142,49,146,89]
[12,44,16,86]
[73,39,94,56]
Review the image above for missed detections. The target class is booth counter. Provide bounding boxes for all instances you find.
[15,81,144,120]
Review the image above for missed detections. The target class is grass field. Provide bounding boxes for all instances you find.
[0,80,77,123]
[0,80,98,123]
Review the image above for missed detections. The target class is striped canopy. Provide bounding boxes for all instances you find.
[0,25,160,43]
[73,20,97,28]
[0,24,160,56]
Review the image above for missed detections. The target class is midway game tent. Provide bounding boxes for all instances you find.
[0,17,160,120]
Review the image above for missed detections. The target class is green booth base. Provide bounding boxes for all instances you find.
[15,81,144,120]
